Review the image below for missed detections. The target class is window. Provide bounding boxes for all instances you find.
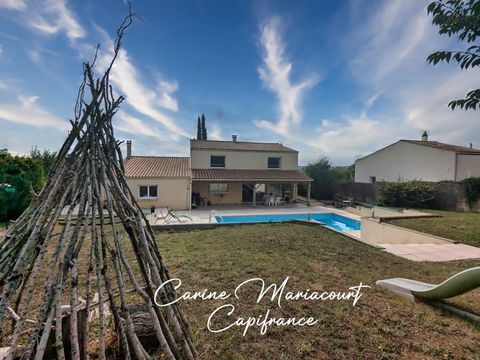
[139,185,158,198]
[268,157,281,169]
[210,155,225,168]
[209,183,228,193]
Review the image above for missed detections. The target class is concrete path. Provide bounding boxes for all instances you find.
[381,243,480,262]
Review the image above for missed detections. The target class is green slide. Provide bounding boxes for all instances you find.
[376,267,480,300]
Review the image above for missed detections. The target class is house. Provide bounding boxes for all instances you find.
[124,136,312,210]
[355,132,480,183]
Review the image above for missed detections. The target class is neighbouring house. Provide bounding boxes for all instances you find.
[124,136,312,210]
[355,132,480,183]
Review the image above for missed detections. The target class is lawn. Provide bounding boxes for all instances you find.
[388,210,480,247]
[157,223,480,359]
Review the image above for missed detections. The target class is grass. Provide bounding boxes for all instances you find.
[157,223,480,359]
[388,210,480,247]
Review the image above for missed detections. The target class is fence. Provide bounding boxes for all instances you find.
[336,181,480,211]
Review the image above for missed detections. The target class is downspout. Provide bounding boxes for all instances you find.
[454,153,458,181]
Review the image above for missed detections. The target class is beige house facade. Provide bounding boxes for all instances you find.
[355,136,480,183]
[124,137,312,210]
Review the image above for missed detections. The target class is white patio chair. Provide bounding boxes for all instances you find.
[267,196,275,206]
[274,196,281,206]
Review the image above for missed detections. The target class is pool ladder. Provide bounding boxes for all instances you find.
[209,210,224,223]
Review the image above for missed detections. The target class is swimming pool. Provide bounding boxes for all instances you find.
[215,213,361,232]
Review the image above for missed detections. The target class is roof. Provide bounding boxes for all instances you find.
[356,139,480,162]
[192,169,312,182]
[401,140,480,155]
[190,139,297,153]
[124,156,191,178]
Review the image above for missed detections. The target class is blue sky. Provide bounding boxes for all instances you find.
[0,0,479,165]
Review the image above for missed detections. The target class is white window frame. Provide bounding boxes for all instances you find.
[210,155,226,168]
[139,185,158,199]
[267,157,282,169]
[209,183,228,194]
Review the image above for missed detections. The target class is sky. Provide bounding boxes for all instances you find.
[0,0,479,165]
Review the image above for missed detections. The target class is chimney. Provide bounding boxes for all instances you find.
[470,143,473,149]
[126,140,132,159]
[232,134,238,142]
[421,131,428,142]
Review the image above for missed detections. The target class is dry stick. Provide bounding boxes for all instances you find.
[99,138,193,358]
[1,7,196,359]
[5,174,75,343]
[64,180,90,360]
[33,171,83,360]
[91,158,108,360]
[90,135,149,360]
[98,160,178,360]
[7,189,72,358]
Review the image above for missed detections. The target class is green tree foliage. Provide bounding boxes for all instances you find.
[29,146,57,179]
[196,116,202,140]
[303,158,354,199]
[196,114,208,140]
[377,181,437,208]
[462,176,480,206]
[0,149,52,222]
[427,0,480,110]
[201,113,207,140]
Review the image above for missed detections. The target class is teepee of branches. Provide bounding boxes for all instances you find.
[0,11,196,360]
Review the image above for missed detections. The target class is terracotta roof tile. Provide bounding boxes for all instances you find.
[124,156,191,178]
[192,169,312,182]
[190,139,297,152]
[402,140,480,154]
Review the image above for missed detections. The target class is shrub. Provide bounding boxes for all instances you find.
[377,180,436,209]
[462,177,480,208]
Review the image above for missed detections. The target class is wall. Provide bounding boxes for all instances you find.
[191,149,298,170]
[361,218,452,245]
[127,178,191,210]
[456,154,480,180]
[355,141,457,183]
[192,182,242,204]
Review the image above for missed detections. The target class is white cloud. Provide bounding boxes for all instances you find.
[28,0,85,41]
[0,0,27,10]
[156,79,179,111]
[254,17,319,136]
[0,94,69,130]
[2,0,85,42]
[209,123,223,140]
[91,27,189,138]
[115,112,164,140]
[302,0,480,164]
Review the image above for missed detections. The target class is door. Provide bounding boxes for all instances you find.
[242,183,253,202]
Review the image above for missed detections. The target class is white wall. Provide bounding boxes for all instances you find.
[456,154,480,180]
[355,141,457,183]
[191,149,298,170]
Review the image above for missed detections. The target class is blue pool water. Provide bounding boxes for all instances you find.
[215,213,360,232]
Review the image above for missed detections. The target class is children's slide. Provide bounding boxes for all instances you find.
[377,267,480,300]
[376,267,480,322]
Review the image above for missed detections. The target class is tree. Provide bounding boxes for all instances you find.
[196,116,202,140]
[427,0,480,110]
[304,157,336,200]
[29,146,57,179]
[196,114,208,140]
[201,113,207,140]
[0,150,45,222]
